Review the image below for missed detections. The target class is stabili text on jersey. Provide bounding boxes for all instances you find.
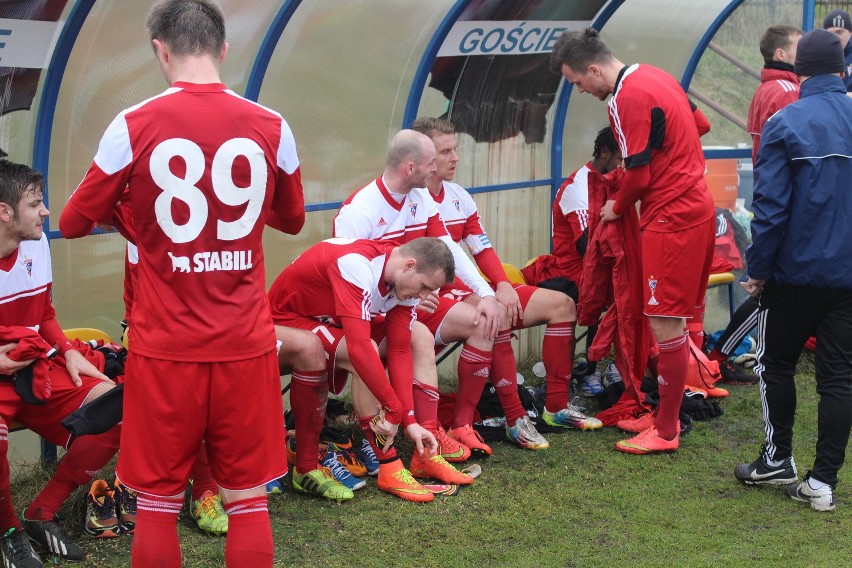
[166,250,253,273]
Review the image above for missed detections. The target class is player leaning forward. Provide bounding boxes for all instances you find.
[269,237,473,503]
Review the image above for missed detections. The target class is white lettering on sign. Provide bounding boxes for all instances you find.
[437,20,590,57]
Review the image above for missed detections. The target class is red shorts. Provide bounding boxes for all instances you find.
[275,315,387,395]
[1,368,113,449]
[641,219,715,318]
[418,295,464,345]
[424,282,537,340]
[438,277,475,303]
[116,352,286,496]
[508,284,537,329]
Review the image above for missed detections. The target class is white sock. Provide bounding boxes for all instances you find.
[807,476,828,491]
[766,458,785,468]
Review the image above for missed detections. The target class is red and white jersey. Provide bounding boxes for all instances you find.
[123,243,138,324]
[609,64,714,232]
[551,164,591,282]
[431,181,490,251]
[65,82,305,362]
[269,238,418,426]
[334,177,494,298]
[268,238,418,324]
[0,235,55,332]
[428,181,509,289]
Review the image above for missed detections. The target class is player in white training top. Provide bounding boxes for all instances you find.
[412,117,603,434]
[334,129,551,454]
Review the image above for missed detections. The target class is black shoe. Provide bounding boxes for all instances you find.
[0,527,43,568]
[734,454,798,486]
[719,360,757,385]
[21,517,84,561]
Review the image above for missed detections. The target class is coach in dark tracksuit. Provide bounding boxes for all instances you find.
[733,29,852,512]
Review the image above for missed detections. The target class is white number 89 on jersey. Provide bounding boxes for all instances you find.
[151,137,267,244]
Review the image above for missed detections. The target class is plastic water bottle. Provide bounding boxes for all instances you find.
[532,362,546,378]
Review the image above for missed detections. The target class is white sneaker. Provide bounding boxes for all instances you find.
[505,416,549,450]
[786,475,835,511]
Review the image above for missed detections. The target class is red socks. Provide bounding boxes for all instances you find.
[655,333,689,440]
[453,343,492,428]
[132,493,183,567]
[412,379,440,432]
[224,496,273,568]
[290,370,328,474]
[491,332,525,423]
[0,425,22,531]
[542,322,575,412]
[132,494,274,567]
[25,425,120,521]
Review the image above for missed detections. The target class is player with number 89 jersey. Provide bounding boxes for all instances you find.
[61,83,304,361]
[59,3,305,564]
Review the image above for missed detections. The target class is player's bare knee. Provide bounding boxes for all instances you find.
[411,322,436,356]
[220,486,266,506]
[81,380,115,406]
[277,326,325,371]
[465,328,494,351]
[649,316,685,342]
[299,333,326,370]
[552,292,576,322]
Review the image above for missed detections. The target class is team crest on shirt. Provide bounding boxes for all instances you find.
[22,256,33,277]
[409,202,418,217]
[648,277,659,306]
[452,199,461,212]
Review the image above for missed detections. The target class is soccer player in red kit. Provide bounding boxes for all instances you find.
[59,2,304,566]
[0,160,121,566]
[106,203,227,536]
[411,117,603,433]
[551,28,715,454]
[523,126,623,287]
[269,237,472,503]
[334,130,551,453]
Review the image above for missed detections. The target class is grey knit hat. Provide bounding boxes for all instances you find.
[794,29,845,76]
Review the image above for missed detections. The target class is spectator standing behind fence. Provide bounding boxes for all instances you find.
[734,29,852,512]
